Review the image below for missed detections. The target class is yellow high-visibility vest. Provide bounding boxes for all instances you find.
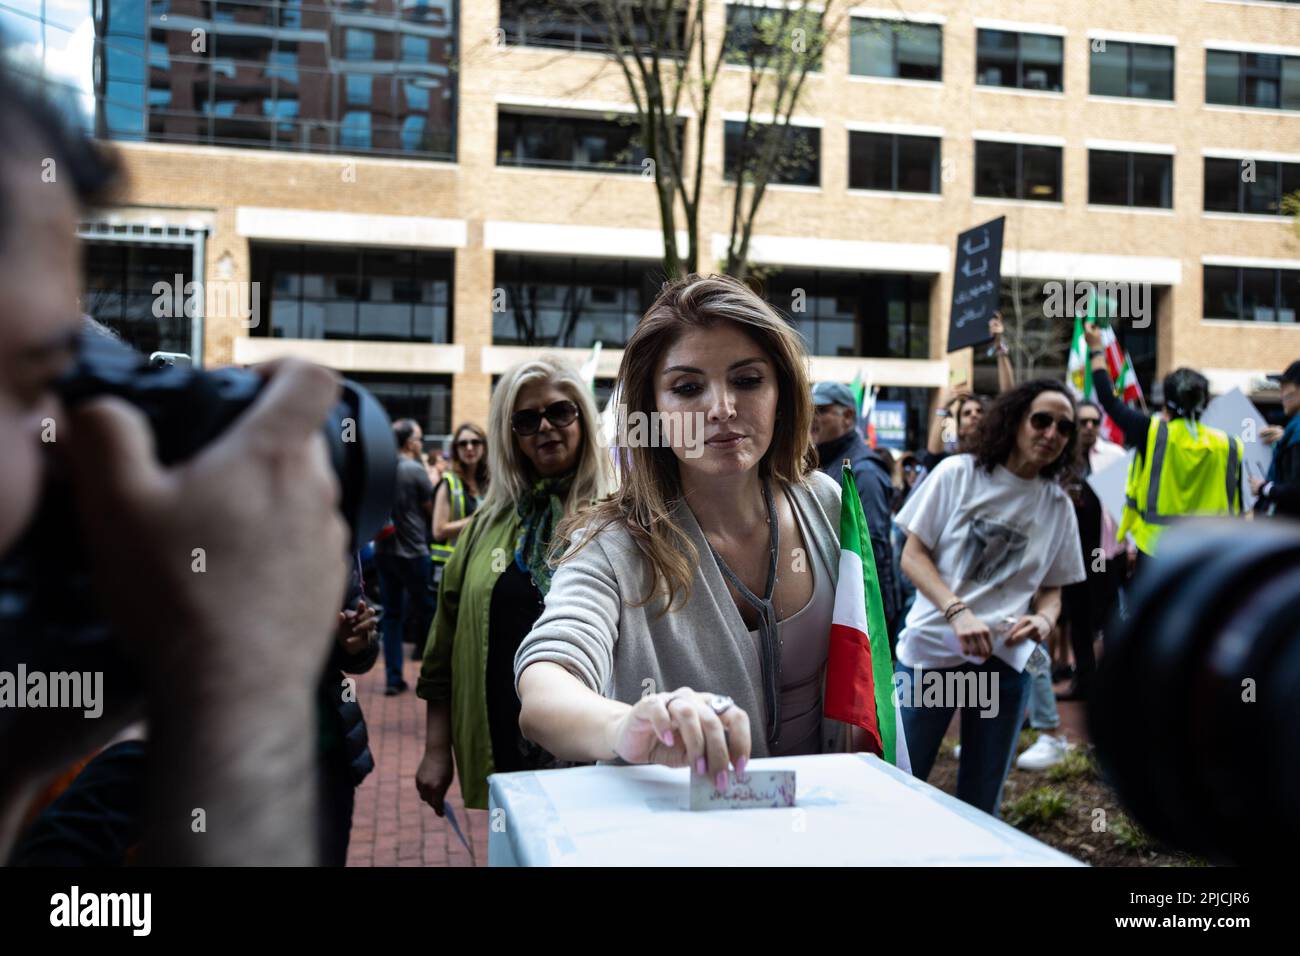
[430,471,469,566]
[1119,417,1243,556]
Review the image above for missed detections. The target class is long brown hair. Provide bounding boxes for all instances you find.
[557,274,817,613]
[448,422,488,492]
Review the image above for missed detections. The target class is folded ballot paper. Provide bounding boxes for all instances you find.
[688,768,796,811]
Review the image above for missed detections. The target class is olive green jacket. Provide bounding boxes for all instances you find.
[417,506,521,810]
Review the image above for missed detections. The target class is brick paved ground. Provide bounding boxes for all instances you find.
[344,640,1090,867]
[346,652,488,867]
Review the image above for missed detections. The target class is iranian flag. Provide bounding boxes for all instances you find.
[824,462,911,772]
[1067,304,1144,445]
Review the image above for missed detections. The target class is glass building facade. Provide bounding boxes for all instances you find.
[7,0,460,158]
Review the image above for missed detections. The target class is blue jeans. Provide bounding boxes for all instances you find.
[1025,666,1060,731]
[894,657,1030,817]
[376,552,434,689]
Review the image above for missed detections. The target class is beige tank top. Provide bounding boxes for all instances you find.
[746,488,834,757]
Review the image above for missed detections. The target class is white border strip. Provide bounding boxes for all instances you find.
[744,0,826,10]
[495,94,651,116]
[711,233,949,273]
[1001,250,1181,284]
[233,339,465,375]
[972,18,1067,37]
[1203,39,1300,57]
[974,129,1066,147]
[1207,0,1300,7]
[1203,147,1300,163]
[848,7,947,24]
[1086,138,1176,155]
[235,207,466,248]
[1085,29,1177,47]
[845,120,945,137]
[1203,255,1300,270]
[484,221,686,259]
[721,111,824,128]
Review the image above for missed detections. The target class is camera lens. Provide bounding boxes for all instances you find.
[1091,518,1300,862]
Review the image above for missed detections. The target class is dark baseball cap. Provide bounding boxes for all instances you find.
[811,381,857,410]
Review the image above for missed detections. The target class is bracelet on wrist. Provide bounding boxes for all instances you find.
[1088,348,1104,359]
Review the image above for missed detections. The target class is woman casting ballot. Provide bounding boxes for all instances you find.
[515,275,860,791]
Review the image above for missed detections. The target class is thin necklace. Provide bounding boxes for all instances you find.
[707,480,782,749]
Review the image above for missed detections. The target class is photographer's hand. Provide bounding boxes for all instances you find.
[64,358,348,865]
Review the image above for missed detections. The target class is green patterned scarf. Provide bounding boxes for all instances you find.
[514,472,574,596]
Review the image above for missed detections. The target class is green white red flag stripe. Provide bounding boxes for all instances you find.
[824,463,911,772]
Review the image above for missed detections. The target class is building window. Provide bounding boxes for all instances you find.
[1090,40,1174,100]
[976,29,1063,92]
[1088,150,1173,208]
[1203,266,1300,322]
[725,3,824,70]
[849,17,942,81]
[347,373,453,440]
[1204,157,1300,214]
[1206,49,1300,110]
[756,269,931,359]
[848,131,941,193]
[102,0,457,160]
[252,244,453,342]
[492,254,665,349]
[344,29,376,61]
[975,141,1062,201]
[724,120,821,187]
[977,279,1160,397]
[82,241,195,357]
[498,0,673,53]
[496,110,647,174]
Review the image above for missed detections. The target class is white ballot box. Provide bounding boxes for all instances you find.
[487,753,1082,866]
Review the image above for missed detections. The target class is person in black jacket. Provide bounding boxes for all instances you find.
[810,382,900,640]
[318,555,380,866]
[1253,360,1300,518]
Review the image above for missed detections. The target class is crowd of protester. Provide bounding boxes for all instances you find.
[1,60,1289,866]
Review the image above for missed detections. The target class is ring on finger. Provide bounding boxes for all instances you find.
[707,694,734,717]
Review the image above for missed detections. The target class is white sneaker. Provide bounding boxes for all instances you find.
[1016,733,1072,771]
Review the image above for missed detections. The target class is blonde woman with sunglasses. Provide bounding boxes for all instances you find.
[414,356,613,813]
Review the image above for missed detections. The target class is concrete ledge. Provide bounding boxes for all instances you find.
[235,207,468,248]
[233,338,465,373]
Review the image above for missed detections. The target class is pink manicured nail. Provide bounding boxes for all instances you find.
[696,757,706,774]
[716,770,729,791]
[661,729,674,746]
[735,757,747,775]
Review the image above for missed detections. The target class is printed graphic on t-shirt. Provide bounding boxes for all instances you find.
[962,515,1029,586]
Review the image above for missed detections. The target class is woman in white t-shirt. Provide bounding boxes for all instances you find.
[894,380,1087,816]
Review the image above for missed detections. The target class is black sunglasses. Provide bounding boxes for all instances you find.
[1077,417,1101,428]
[511,400,579,436]
[455,438,484,449]
[1029,411,1076,437]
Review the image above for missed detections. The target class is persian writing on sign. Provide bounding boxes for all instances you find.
[688,769,797,811]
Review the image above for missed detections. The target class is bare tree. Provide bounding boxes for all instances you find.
[1001,276,1068,381]
[1284,189,1300,241]
[520,1,844,279]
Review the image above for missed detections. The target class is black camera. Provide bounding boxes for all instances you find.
[0,327,396,726]
[1090,518,1300,863]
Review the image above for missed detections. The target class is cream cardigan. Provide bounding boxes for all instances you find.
[514,469,850,758]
